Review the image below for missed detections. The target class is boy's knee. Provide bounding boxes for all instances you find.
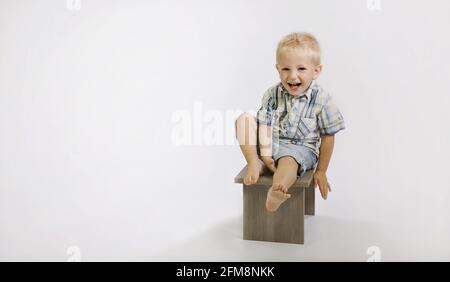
[278,156,298,166]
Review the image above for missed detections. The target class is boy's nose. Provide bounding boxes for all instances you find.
[289,71,298,79]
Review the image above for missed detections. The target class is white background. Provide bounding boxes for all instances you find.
[1,0,449,261]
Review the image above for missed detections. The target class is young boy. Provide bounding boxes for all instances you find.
[235,32,345,212]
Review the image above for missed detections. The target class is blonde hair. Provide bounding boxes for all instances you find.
[276,32,321,65]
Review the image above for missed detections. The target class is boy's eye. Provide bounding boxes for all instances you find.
[282,68,289,71]
[298,68,307,71]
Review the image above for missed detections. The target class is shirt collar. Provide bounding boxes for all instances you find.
[279,80,316,100]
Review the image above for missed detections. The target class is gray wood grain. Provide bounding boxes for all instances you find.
[243,185,304,244]
[236,165,317,244]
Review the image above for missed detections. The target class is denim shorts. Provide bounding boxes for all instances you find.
[257,138,318,177]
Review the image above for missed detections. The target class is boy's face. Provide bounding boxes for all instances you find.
[276,47,322,96]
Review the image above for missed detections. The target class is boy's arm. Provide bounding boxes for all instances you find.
[258,124,276,173]
[314,135,335,200]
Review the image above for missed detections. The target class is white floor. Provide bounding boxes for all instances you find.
[2,177,449,262]
[152,215,450,262]
[152,215,382,262]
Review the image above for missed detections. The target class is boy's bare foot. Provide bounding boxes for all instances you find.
[243,159,265,185]
[265,183,291,212]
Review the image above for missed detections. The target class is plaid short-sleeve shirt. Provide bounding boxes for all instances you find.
[256,81,345,157]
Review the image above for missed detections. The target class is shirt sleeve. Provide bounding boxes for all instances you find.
[317,94,345,136]
[256,87,277,126]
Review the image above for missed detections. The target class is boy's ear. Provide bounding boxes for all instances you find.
[275,63,279,71]
[313,64,323,79]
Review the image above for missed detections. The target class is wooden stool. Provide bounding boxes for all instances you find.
[234,166,316,244]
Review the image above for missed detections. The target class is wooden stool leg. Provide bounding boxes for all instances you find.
[305,185,315,216]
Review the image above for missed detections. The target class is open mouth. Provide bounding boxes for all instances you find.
[287,82,301,90]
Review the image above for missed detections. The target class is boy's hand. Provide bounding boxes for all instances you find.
[313,170,331,200]
[261,156,276,173]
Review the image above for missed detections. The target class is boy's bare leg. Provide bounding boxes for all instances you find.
[266,156,299,212]
[235,112,266,185]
